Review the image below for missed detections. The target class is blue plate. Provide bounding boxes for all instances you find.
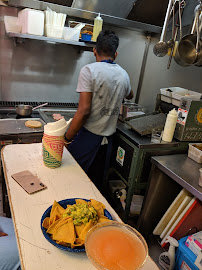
[41,198,113,252]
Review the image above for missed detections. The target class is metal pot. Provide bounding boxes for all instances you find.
[174,9,200,66]
[16,103,48,116]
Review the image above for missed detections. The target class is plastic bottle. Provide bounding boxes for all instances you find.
[162,109,178,142]
[92,13,103,42]
[159,236,179,270]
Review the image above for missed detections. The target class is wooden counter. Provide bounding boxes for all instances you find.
[1,143,159,270]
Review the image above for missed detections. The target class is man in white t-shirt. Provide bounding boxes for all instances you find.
[65,30,133,175]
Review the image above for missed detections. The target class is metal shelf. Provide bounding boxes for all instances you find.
[7,0,162,34]
[7,32,95,49]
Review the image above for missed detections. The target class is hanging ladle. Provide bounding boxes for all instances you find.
[194,12,202,66]
[174,7,201,66]
[153,0,173,57]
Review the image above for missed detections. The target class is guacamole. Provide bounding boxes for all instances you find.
[63,203,98,225]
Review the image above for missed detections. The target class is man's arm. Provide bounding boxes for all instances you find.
[126,89,134,100]
[65,92,92,141]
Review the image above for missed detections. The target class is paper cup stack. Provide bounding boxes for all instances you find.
[42,118,72,168]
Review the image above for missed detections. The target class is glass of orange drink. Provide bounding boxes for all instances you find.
[85,221,148,270]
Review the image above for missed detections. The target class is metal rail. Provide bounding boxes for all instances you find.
[7,32,95,48]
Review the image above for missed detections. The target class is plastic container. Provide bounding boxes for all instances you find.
[160,87,202,107]
[45,24,63,39]
[130,195,144,215]
[4,16,22,33]
[172,88,201,107]
[159,236,179,270]
[18,8,44,36]
[188,143,202,164]
[91,13,103,42]
[63,27,80,41]
[81,33,92,41]
[160,88,173,103]
[109,180,126,193]
[151,128,163,143]
[174,236,199,270]
[162,109,178,142]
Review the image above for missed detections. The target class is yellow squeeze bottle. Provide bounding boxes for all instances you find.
[92,13,103,42]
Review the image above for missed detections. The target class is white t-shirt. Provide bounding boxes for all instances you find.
[76,62,131,136]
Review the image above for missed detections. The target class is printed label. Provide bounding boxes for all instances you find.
[116,146,125,166]
[177,108,188,125]
[195,252,202,269]
[180,261,191,270]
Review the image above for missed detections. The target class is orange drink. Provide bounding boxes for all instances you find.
[85,221,148,270]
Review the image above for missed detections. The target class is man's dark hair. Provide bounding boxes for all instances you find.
[96,30,119,58]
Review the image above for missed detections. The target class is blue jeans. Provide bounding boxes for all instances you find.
[0,217,21,270]
[68,128,113,177]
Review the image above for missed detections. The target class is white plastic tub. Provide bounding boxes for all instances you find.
[188,143,202,164]
[18,8,44,36]
[45,24,63,39]
[160,87,202,107]
[4,16,22,33]
[160,87,186,104]
[171,88,201,107]
[63,27,80,42]
[109,180,126,193]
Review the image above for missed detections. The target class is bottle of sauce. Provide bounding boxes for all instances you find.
[92,13,103,42]
[162,109,178,142]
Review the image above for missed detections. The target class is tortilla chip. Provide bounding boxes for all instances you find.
[50,201,65,218]
[52,217,76,244]
[49,209,61,226]
[42,217,50,229]
[90,199,105,217]
[71,238,85,248]
[49,201,65,226]
[46,218,61,234]
[56,240,68,246]
[98,215,109,223]
[75,199,88,205]
[79,219,94,241]
[75,223,85,237]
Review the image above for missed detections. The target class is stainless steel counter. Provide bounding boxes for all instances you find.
[117,120,182,149]
[151,154,202,201]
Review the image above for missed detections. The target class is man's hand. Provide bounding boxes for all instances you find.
[126,89,134,100]
[0,232,8,237]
